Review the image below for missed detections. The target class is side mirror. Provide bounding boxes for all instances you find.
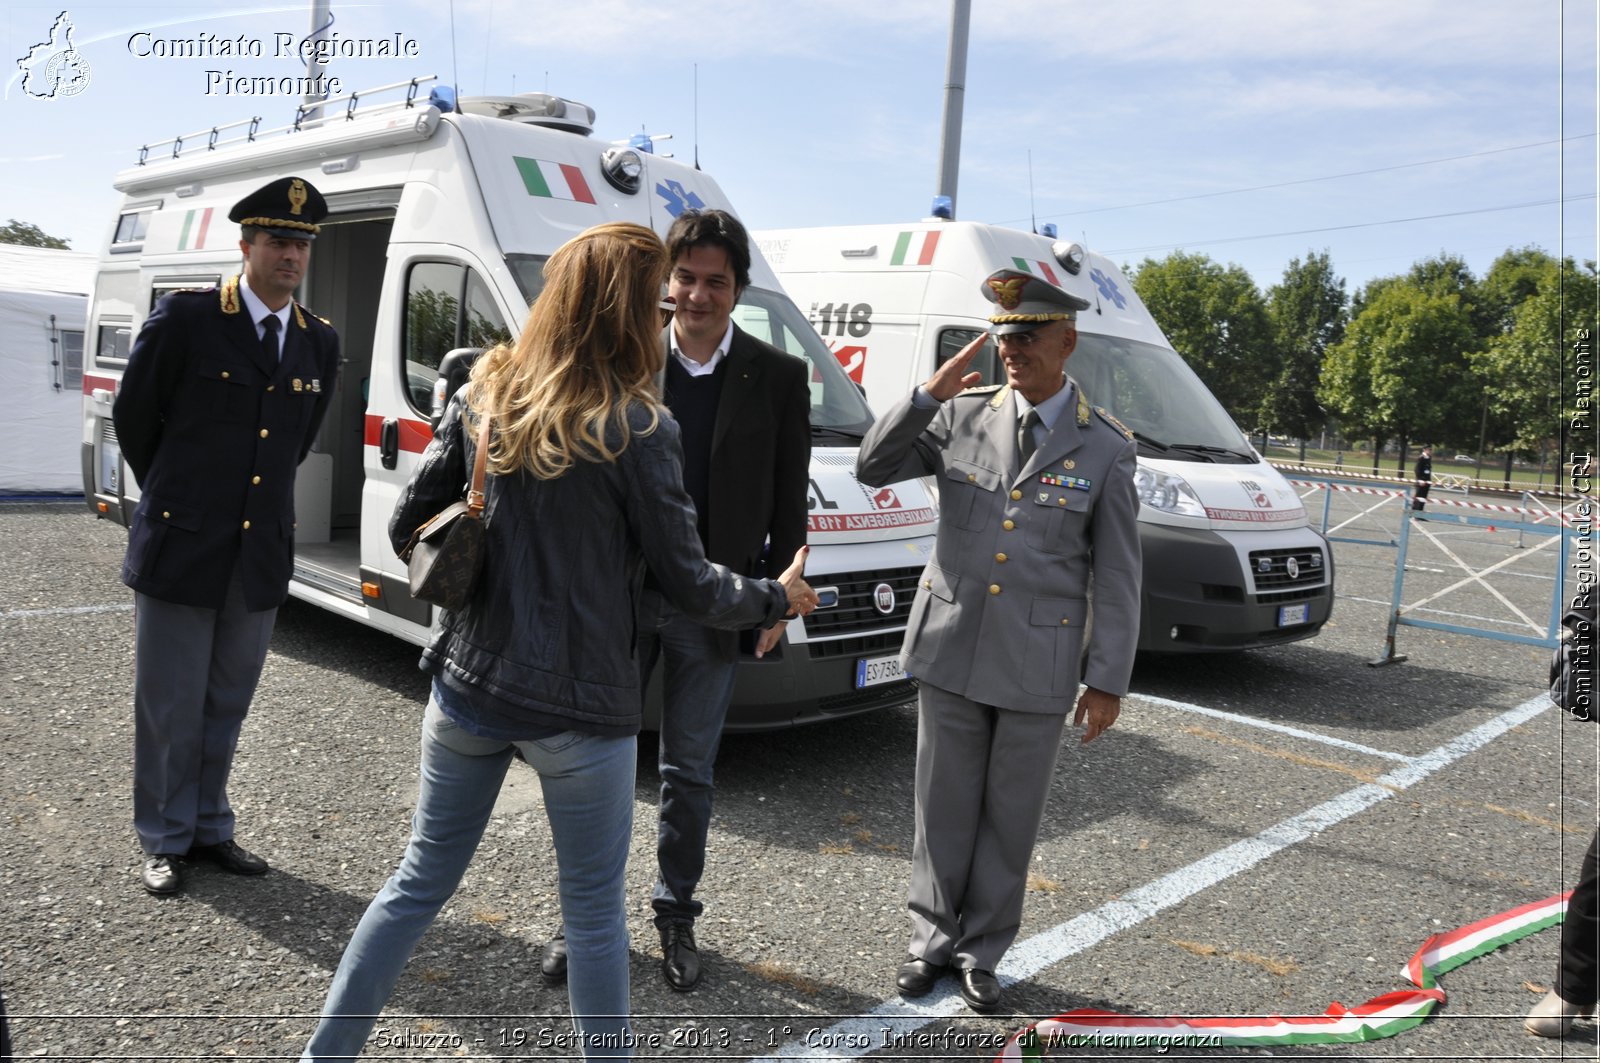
[430,347,485,429]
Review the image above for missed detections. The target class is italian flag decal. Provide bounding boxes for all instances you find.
[995,892,1571,1057]
[177,207,213,251]
[514,157,596,204]
[890,230,941,266]
[1010,256,1062,285]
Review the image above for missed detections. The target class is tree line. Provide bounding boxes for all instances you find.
[1128,246,1599,478]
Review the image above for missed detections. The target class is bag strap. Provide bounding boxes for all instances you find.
[466,412,491,519]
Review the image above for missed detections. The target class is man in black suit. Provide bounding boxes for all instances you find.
[543,209,811,990]
[114,177,339,895]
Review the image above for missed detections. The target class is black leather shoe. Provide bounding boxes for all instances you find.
[659,920,701,991]
[541,927,568,985]
[188,839,268,876]
[895,955,948,997]
[958,968,1002,1013]
[141,855,182,895]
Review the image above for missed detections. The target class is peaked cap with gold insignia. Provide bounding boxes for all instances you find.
[981,267,1091,335]
[229,177,328,240]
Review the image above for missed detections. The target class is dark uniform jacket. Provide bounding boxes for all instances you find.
[390,392,789,736]
[113,276,339,611]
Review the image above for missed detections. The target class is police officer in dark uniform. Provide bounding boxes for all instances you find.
[114,176,339,895]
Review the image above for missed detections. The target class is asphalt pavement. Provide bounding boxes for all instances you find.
[0,491,1594,1061]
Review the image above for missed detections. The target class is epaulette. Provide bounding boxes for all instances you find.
[959,384,1004,395]
[1095,406,1134,440]
[292,301,334,329]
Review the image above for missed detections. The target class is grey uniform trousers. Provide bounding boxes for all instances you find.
[907,681,1068,972]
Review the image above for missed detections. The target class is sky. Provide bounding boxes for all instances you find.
[2,0,1595,298]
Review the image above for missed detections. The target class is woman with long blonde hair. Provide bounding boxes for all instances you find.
[302,222,815,1060]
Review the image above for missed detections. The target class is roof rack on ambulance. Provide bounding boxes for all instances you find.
[134,76,450,166]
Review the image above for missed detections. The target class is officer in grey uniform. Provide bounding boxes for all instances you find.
[856,268,1142,1012]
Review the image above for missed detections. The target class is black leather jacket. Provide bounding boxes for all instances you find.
[390,393,789,736]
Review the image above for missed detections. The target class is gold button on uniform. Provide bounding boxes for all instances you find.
[251,475,261,485]
[267,385,275,392]
[1060,618,1071,626]
[1003,519,1015,531]
[162,511,170,519]
[242,520,251,530]
[220,371,230,380]
[989,584,1001,595]
[967,474,976,482]
[1010,489,1022,501]
[259,429,269,438]
[995,553,1008,563]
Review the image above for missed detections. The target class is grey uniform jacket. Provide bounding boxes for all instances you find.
[856,380,1142,713]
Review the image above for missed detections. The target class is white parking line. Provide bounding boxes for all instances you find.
[0,603,132,620]
[1132,692,1414,762]
[743,694,1551,1062]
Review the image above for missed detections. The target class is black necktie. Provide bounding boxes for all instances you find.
[1017,408,1039,470]
[260,314,280,364]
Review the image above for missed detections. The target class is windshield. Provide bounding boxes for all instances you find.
[938,328,1254,461]
[731,287,875,434]
[508,259,873,436]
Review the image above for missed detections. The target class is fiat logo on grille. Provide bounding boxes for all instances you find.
[1286,556,1300,580]
[873,582,896,615]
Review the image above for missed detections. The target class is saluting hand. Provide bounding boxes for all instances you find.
[922,334,987,402]
[777,545,819,618]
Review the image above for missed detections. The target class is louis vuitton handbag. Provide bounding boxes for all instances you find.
[400,413,492,611]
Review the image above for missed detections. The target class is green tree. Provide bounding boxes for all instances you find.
[1320,280,1480,472]
[1265,250,1347,451]
[0,219,70,249]
[1468,256,1599,464]
[1131,251,1276,428]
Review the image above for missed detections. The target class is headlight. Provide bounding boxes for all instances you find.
[1133,467,1207,518]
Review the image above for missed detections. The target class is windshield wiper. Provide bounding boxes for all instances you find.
[1131,431,1175,454]
[812,424,867,443]
[1168,443,1254,463]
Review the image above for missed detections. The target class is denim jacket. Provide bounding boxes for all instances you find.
[390,392,789,736]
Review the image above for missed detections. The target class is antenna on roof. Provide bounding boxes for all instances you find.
[693,63,700,171]
[481,0,495,94]
[448,0,460,108]
[1028,149,1037,235]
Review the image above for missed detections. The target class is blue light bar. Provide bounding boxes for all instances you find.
[930,195,953,220]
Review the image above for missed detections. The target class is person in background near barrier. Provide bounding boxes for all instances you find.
[113,177,338,896]
[1526,592,1597,1037]
[856,268,1142,1014]
[541,209,811,993]
[300,222,817,1061]
[1412,445,1432,515]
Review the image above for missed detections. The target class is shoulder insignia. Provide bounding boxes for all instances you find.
[1076,388,1091,426]
[292,304,307,329]
[219,275,242,315]
[1095,406,1134,440]
[959,384,1004,395]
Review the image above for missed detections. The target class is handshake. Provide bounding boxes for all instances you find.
[776,545,820,618]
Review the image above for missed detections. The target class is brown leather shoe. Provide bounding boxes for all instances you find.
[141,855,182,895]
[188,839,268,875]
[958,968,1002,1012]
[660,920,701,991]
[895,955,948,997]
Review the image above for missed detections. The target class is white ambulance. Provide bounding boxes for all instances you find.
[755,220,1333,653]
[80,78,936,730]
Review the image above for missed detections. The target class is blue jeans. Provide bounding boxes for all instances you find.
[302,685,637,1060]
[637,590,738,926]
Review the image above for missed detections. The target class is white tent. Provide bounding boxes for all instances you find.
[0,244,96,494]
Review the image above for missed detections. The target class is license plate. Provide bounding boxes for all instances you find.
[855,654,905,689]
[1278,602,1309,627]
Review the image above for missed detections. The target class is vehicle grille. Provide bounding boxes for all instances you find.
[804,568,921,643]
[807,630,904,661]
[1247,547,1327,594]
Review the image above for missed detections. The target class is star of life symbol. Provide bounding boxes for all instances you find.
[16,11,91,99]
[655,179,705,217]
[1089,267,1127,309]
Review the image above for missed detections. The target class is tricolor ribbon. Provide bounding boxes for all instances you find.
[996,892,1570,1058]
